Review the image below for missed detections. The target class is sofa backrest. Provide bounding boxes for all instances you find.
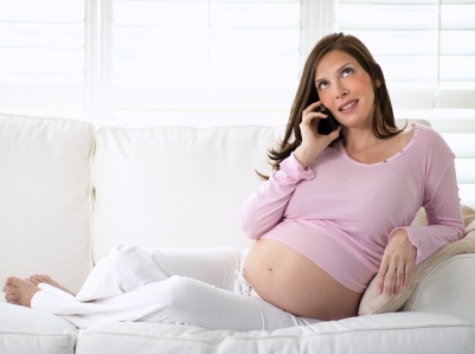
[0,114,95,293]
[92,125,283,262]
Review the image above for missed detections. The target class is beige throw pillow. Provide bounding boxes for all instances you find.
[358,205,475,315]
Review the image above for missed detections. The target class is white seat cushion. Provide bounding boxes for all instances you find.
[76,312,475,354]
[0,302,77,354]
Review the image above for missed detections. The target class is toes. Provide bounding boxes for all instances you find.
[5,276,17,286]
[41,275,53,283]
[5,277,23,289]
[3,277,20,294]
[29,274,52,285]
[28,275,40,285]
[3,277,38,307]
[29,275,42,285]
[5,292,20,304]
[4,286,19,304]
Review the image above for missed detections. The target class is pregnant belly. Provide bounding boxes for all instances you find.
[243,238,362,321]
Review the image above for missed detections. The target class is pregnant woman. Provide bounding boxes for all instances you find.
[4,33,464,331]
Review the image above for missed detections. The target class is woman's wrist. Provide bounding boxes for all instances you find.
[293,146,312,170]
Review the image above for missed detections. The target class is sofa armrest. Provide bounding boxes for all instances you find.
[402,254,475,323]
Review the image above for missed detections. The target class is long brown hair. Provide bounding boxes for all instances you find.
[265,33,403,173]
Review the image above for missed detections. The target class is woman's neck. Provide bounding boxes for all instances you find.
[343,127,380,150]
[342,126,411,164]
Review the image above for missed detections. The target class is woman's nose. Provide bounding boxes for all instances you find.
[334,81,349,99]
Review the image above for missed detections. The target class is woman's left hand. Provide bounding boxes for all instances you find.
[376,229,417,297]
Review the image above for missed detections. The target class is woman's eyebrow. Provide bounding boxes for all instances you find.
[315,62,351,84]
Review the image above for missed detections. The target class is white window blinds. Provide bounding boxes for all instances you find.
[335,0,475,110]
[0,0,85,118]
[0,0,302,124]
[109,0,302,125]
[1,0,474,123]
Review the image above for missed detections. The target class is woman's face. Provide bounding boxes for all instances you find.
[314,50,375,130]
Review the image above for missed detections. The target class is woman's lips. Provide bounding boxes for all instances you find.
[339,99,358,113]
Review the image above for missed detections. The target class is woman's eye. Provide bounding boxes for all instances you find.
[341,68,354,77]
[317,81,328,90]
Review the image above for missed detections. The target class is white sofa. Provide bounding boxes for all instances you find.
[1,113,475,354]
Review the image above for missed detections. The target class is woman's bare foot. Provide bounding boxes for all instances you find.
[28,274,74,295]
[3,277,39,307]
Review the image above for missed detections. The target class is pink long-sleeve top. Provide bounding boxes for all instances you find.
[241,124,464,292]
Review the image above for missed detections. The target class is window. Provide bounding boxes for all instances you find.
[0,0,85,118]
[0,0,474,205]
[110,0,301,126]
[0,0,474,124]
[335,0,475,110]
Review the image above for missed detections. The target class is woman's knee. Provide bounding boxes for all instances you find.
[158,276,211,322]
[162,276,198,304]
[155,276,268,330]
[110,243,141,259]
[102,243,152,270]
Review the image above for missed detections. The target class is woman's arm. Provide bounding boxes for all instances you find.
[241,153,315,239]
[242,102,341,239]
[377,129,464,297]
[393,156,464,264]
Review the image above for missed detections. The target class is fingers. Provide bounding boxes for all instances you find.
[393,266,405,295]
[301,102,324,126]
[328,125,342,139]
[301,102,340,141]
[402,262,414,289]
[302,101,322,115]
[377,265,394,297]
[295,101,341,169]
[376,230,417,298]
[377,264,411,298]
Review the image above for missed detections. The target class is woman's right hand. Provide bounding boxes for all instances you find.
[294,102,342,169]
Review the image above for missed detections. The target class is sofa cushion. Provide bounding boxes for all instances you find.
[0,302,77,354]
[402,254,475,322]
[92,125,283,261]
[75,312,475,354]
[0,114,94,293]
[359,205,475,315]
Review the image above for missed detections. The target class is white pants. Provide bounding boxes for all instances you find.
[32,244,320,330]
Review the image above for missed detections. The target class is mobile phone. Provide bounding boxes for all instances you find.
[317,106,340,135]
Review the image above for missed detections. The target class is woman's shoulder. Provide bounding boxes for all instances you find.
[411,123,454,158]
[414,123,447,144]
